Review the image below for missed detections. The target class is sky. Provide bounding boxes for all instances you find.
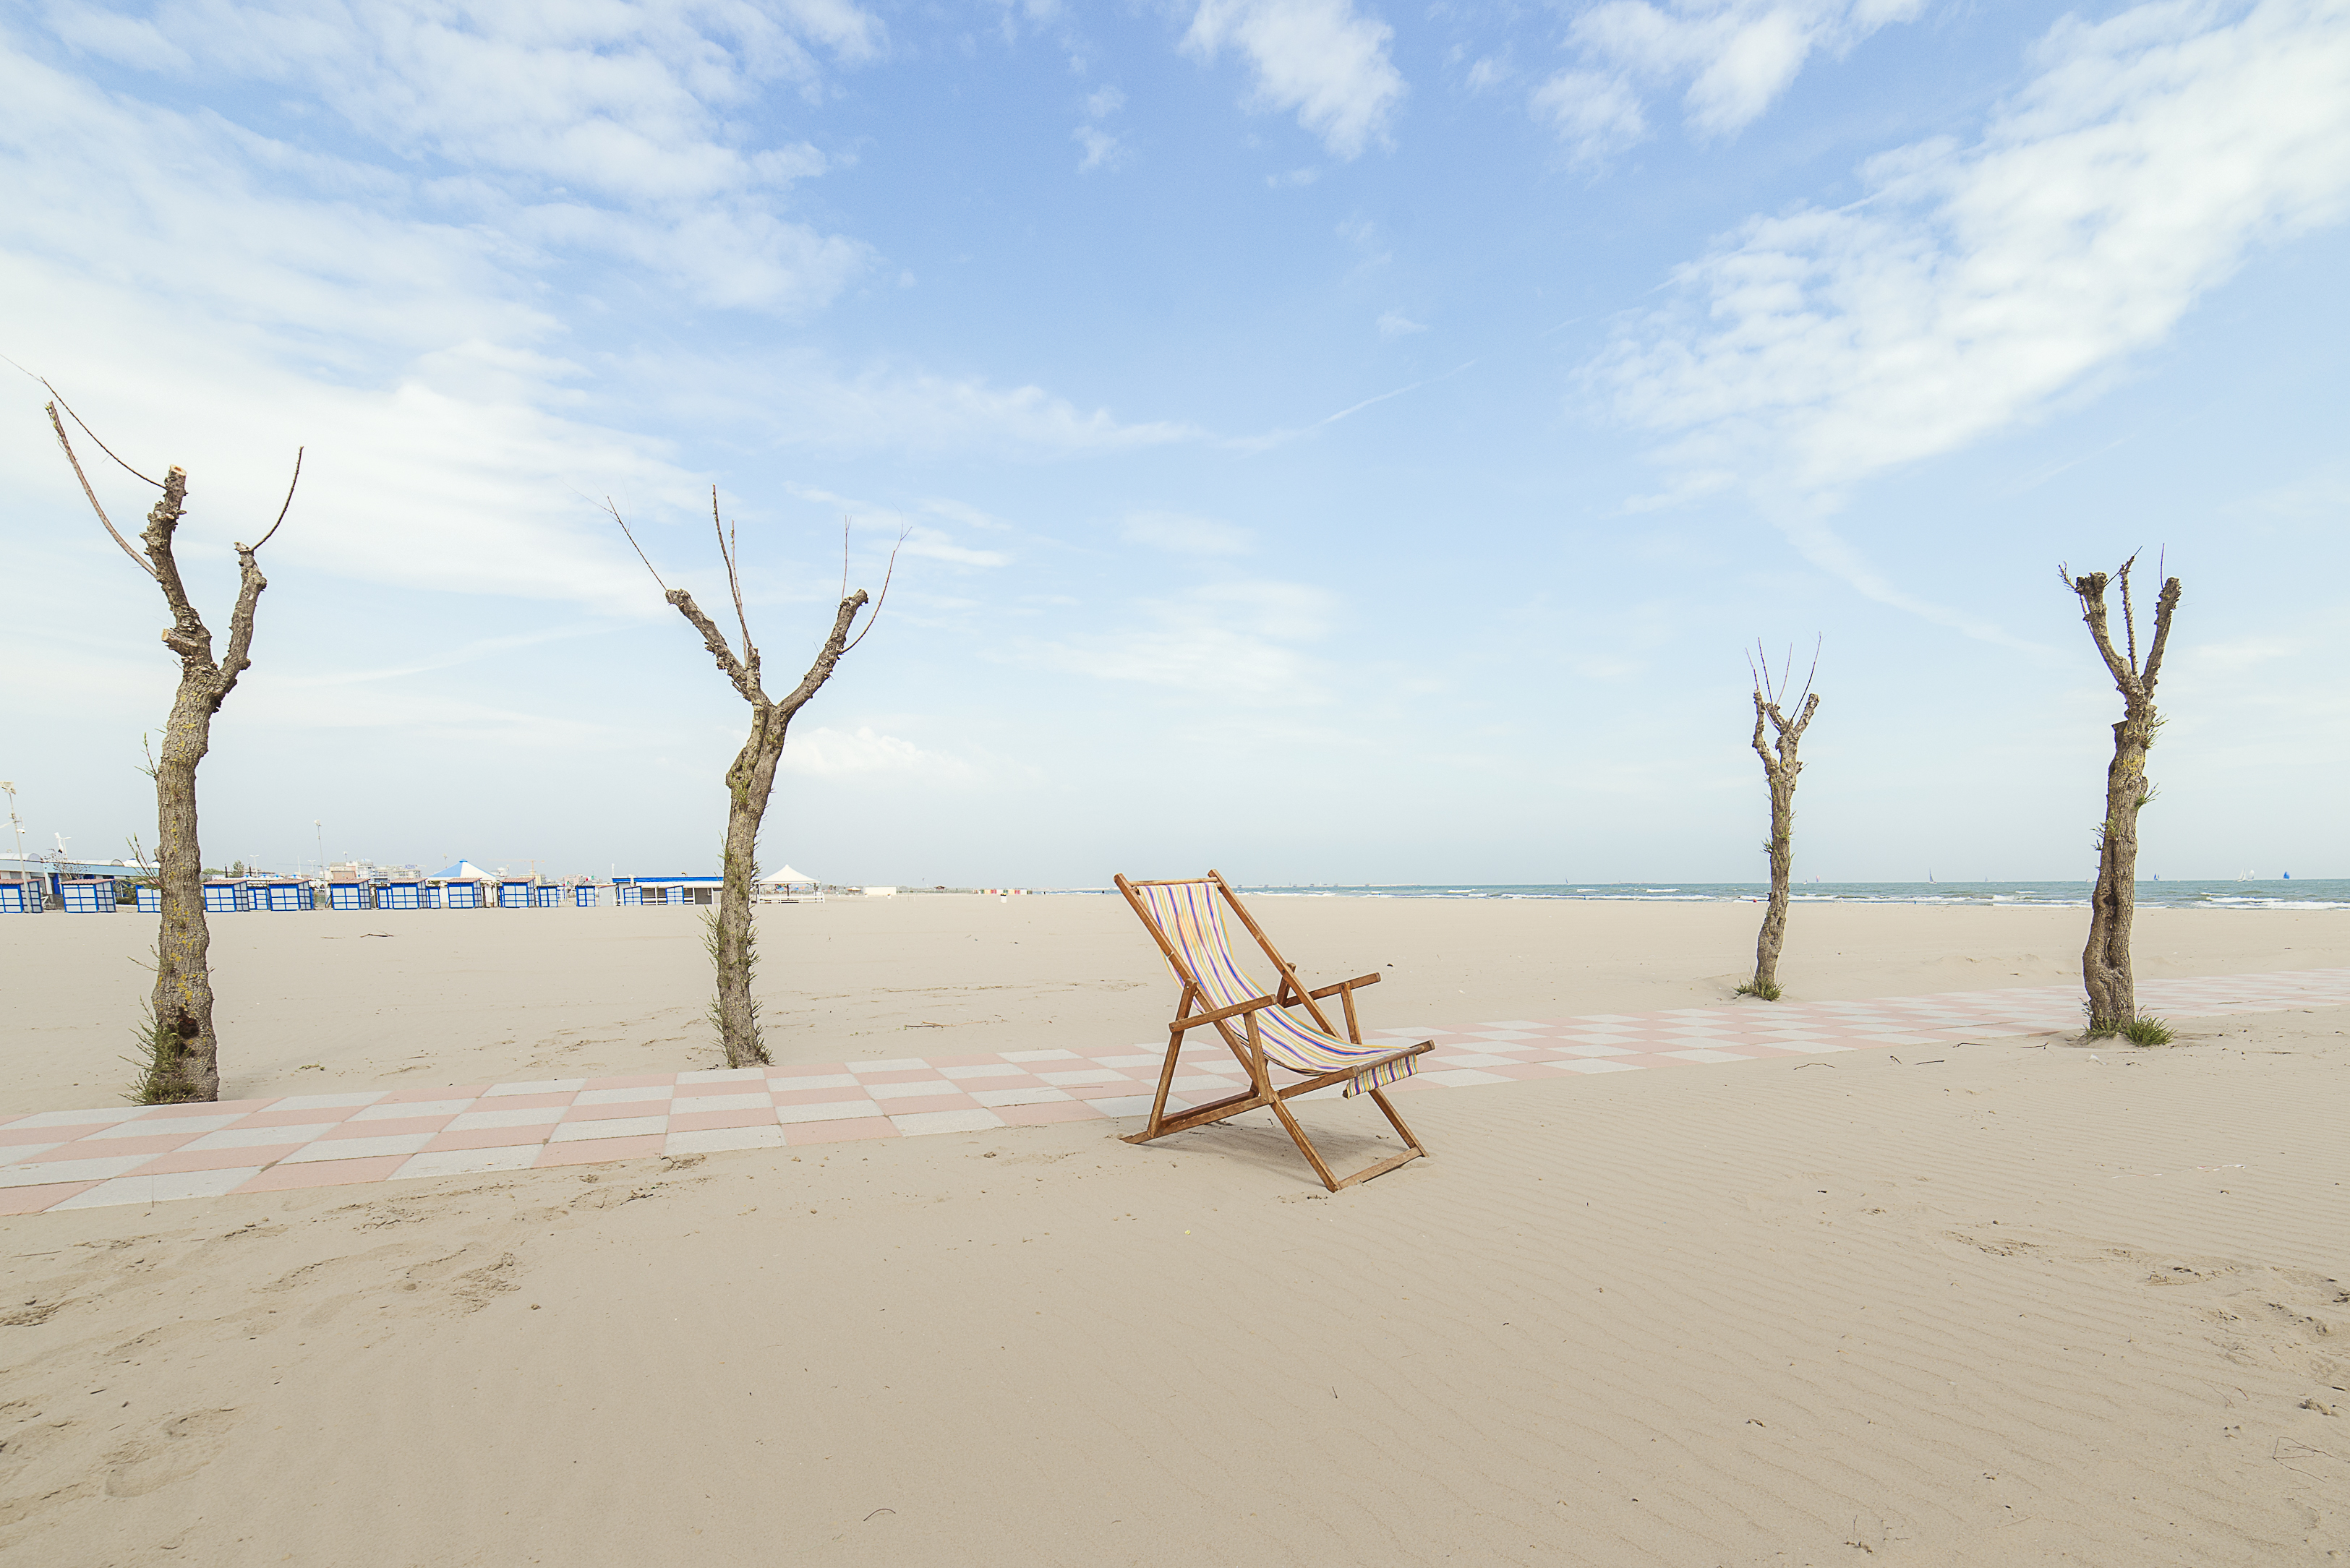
[3,0,2347,887]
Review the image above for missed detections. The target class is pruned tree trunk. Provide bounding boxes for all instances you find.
[1744,642,1819,1001]
[2065,557,2181,1035]
[612,492,891,1068]
[46,395,299,1102]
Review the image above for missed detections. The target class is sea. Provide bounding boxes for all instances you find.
[1239,880,2350,911]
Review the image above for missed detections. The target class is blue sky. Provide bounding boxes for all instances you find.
[4,0,2347,886]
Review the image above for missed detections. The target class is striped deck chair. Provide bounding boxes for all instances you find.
[1115,871,1432,1191]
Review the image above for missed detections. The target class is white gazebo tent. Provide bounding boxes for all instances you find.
[753,865,822,904]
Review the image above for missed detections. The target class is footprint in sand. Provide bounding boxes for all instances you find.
[103,1408,239,1498]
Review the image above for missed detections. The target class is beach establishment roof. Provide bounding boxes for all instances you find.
[757,865,816,885]
[437,860,493,881]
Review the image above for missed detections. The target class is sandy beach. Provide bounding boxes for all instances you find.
[4,899,2348,1564]
[8,894,2350,1111]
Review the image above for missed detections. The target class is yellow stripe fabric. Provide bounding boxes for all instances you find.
[1140,881,1416,1097]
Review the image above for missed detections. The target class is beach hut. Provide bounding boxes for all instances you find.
[531,883,560,907]
[258,881,312,911]
[375,880,424,909]
[496,878,535,909]
[437,860,490,908]
[614,874,723,906]
[135,886,161,913]
[0,882,31,914]
[59,878,116,914]
[615,883,644,905]
[328,881,371,911]
[572,883,599,907]
[753,865,823,904]
[202,882,246,913]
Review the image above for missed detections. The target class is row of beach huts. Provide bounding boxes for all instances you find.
[0,858,833,914]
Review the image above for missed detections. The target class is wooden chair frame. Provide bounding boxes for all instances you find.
[1114,870,1432,1191]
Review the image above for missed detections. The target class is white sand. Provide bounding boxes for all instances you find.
[6,894,2347,1110]
[4,899,2346,1564]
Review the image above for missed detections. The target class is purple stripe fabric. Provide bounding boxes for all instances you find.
[1138,881,1417,1096]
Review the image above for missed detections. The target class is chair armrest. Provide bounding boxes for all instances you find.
[1171,993,1286,1032]
[1305,972,1382,1002]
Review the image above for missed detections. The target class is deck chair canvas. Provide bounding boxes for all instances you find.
[1115,871,1433,1191]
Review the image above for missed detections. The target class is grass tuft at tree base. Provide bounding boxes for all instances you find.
[2084,1011,2175,1046]
[125,1006,208,1104]
[1735,980,1784,1001]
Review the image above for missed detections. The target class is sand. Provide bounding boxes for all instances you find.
[4,899,2348,1564]
[7,894,2350,1111]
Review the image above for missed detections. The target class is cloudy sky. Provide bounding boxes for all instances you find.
[4,0,2346,886]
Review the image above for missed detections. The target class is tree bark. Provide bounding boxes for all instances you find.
[662,568,868,1069]
[47,403,291,1102]
[2067,562,2181,1033]
[1748,680,1819,998]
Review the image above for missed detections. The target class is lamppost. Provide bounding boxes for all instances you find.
[1,781,25,908]
[1,781,23,867]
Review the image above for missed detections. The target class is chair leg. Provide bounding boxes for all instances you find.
[1368,1087,1426,1155]
[1139,1027,1184,1138]
[1266,1096,1343,1191]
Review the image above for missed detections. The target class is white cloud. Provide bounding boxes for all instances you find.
[33,0,880,314]
[1121,512,1254,554]
[1074,77,1129,169]
[1531,68,1649,158]
[1014,580,1333,703]
[1074,125,1127,171]
[1464,53,1511,93]
[1376,309,1427,336]
[1535,0,1922,160]
[897,528,1011,568]
[1183,0,1406,159]
[779,726,975,780]
[1591,0,2350,502]
[49,0,881,196]
[719,357,1204,455]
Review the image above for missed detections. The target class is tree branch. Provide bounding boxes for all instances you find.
[2139,575,2184,692]
[667,588,764,707]
[1780,690,1821,750]
[841,526,910,655]
[2068,570,2137,694]
[603,497,670,592]
[43,381,162,489]
[2116,551,2140,672]
[140,468,218,669]
[252,446,303,552]
[46,402,156,578]
[712,487,759,690]
[779,591,871,720]
[213,543,270,710]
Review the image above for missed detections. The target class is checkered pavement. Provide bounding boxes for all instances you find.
[7,968,2346,1214]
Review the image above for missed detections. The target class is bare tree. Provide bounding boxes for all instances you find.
[45,390,300,1102]
[610,492,894,1068]
[1742,640,1821,1002]
[2063,554,2181,1038]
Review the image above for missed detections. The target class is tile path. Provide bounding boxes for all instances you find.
[7,968,2348,1216]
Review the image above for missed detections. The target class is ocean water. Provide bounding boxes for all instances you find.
[1241,881,2350,911]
